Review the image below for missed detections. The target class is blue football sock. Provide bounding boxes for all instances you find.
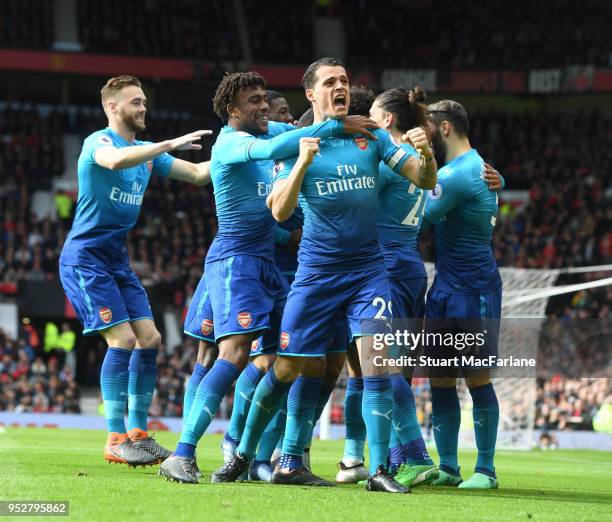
[255,392,288,462]
[237,368,292,460]
[389,429,405,469]
[127,348,158,432]
[431,386,461,475]
[175,442,196,459]
[362,376,393,475]
[404,438,434,466]
[278,453,302,471]
[183,363,208,424]
[100,347,131,434]
[470,383,499,477]
[227,362,264,443]
[282,376,323,456]
[343,377,366,462]
[179,359,240,447]
[283,376,323,455]
[390,374,433,465]
[305,381,335,447]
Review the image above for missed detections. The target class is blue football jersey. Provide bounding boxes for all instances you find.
[377,141,426,280]
[206,119,343,263]
[423,149,501,294]
[274,128,409,273]
[274,206,304,275]
[60,128,174,267]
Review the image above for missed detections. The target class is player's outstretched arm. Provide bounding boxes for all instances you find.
[168,159,211,186]
[224,116,377,165]
[94,130,212,170]
[399,127,437,189]
[267,137,319,222]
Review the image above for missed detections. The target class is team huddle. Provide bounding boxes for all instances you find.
[59,57,504,494]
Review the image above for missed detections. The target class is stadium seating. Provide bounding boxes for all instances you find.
[342,0,609,68]
[77,0,240,60]
[0,0,54,50]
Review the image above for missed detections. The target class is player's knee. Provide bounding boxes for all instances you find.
[109,334,137,350]
[273,356,303,382]
[466,373,491,389]
[301,356,326,378]
[252,353,275,372]
[430,377,457,388]
[197,342,218,367]
[324,353,344,385]
[137,330,162,349]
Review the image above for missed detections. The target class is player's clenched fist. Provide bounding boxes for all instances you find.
[402,127,433,159]
[298,137,320,166]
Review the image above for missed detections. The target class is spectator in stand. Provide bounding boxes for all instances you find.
[0,327,81,414]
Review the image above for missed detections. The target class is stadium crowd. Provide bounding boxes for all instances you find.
[343,0,610,68]
[0,327,81,414]
[0,0,53,50]
[6,0,610,71]
[77,0,240,60]
[535,378,609,431]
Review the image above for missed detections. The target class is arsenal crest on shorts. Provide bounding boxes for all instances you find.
[99,307,112,324]
[251,339,259,352]
[354,137,368,150]
[280,332,290,350]
[237,311,252,328]
[200,319,213,336]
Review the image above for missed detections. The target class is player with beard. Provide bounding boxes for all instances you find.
[59,75,214,467]
[212,58,437,493]
[424,100,503,489]
[159,71,376,483]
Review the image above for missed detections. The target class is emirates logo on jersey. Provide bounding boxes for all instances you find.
[280,332,290,350]
[237,312,252,328]
[99,307,112,324]
[251,339,259,352]
[354,137,368,151]
[200,319,214,336]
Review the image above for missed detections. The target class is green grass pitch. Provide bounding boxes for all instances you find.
[1,428,611,522]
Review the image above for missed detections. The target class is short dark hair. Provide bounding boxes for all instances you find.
[212,72,267,123]
[427,99,469,137]
[301,57,345,89]
[375,86,428,132]
[348,85,375,117]
[266,90,285,104]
